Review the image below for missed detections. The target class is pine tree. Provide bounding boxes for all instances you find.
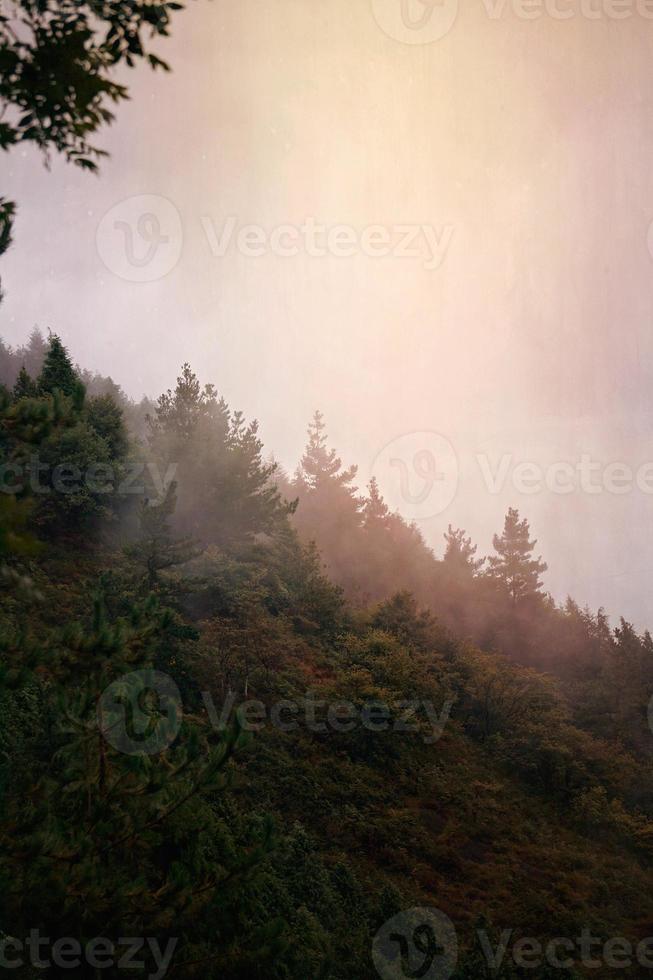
[148,362,229,448]
[85,392,129,459]
[127,481,202,589]
[17,328,48,380]
[291,412,364,596]
[298,410,359,496]
[37,334,85,403]
[0,588,277,975]
[12,365,37,400]
[486,507,547,603]
[363,477,391,530]
[0,337,13,388]
[372,590,441,652]
[147,363,291,550]
[0,384,63,587]
[443,525,484,576]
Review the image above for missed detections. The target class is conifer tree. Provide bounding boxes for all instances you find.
[298,410,359,497]
[147,364,291,550]
[11,365,37,400]
[17,328,48,380]
[291,412,364,595]
[372,590,441,651]
[0,337,13,387]
[0,384,63,582]
[0,588,277,975]
[37,334,85,403]
[127,481,202,590]
[85,392,129,459]
[363,477,391,530]
[443,525,484,576]
[149,362,229,448]
[486,507,547,603]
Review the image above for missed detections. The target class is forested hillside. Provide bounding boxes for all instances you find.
[2,333,653,977]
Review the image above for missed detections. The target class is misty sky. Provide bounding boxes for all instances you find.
[3,0,653,626]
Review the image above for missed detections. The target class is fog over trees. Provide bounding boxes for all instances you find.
[2,3,653,977]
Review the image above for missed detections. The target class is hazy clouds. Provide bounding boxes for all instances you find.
[3,0,653,623]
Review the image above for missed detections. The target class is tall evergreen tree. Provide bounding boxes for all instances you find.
[372,590,442,652]
[85,392,129,459]
[291,412,364,596]
[0,336,13,387]
[17,328,48,380]
[37,334,84,402]
[298,410,359,497]
[362,476,391,530]
[148,364,291,550]
[486,507,547,603]
[12,365,37,401]
[443,525,484,576]
[127,481,202,590]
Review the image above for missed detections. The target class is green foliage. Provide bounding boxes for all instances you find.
[486,507,548,604]
[2,339,653,978]
[372,590,445,652]
[12,365,37,400]
[298,410,360,496]
[0,197,14,303]
[0,585,283,975]
[37,334,85,403]
[126,480,202,590]
[85,392,130,459]
[0,0,184,166]
[443,524,485,577]
[1,328,48,389]
[147,363,293,550]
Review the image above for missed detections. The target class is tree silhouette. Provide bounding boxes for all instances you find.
[0,0,188,300]
[37,334,84,402]
[443,525,484,577]
[298,410,359,495]
[487,507,547,604]
[12,365,37,400]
